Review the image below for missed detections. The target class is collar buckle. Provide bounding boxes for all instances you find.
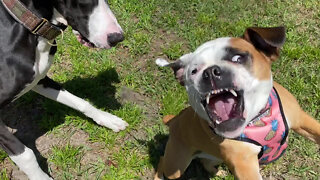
[32,18,48,35]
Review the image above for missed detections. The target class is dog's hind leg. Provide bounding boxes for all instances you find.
[0,121,52,180]
[291,110,320,144]
[32,76,128,132]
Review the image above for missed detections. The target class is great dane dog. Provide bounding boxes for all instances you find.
[0,0,128,179]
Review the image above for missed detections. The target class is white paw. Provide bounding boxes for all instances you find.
[92,110,129,132]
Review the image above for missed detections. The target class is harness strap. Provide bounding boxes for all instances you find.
[1,0,62,40]
[235,87,289,164]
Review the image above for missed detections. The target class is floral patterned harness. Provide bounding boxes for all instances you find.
[236,87,289,164]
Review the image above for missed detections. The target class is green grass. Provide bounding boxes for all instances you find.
[0,149,7,162]
[0,168,9,180]
[1,0,320,179]
[49,144,84,179]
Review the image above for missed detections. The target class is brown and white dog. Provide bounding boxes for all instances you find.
[154,27,320,179]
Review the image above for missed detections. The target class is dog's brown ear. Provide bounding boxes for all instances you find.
[243,27,286,61]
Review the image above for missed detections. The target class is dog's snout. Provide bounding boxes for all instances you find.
[200,65,233,92]
[203,65,222,80]
[108,33,124,47]
[203,69,210,80]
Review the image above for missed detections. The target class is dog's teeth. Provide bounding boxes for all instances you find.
[230,89,237,97]
[216,120,221,124]
[206,94,210,104]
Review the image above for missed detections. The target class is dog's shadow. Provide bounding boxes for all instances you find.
[0,68,121,175]
[140,134,211,180]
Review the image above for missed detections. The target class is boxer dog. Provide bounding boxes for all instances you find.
[0,0,128,179]
[154,27,320,179]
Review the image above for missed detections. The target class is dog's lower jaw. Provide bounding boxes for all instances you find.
[188,92,247,138]
[214,123,246,139]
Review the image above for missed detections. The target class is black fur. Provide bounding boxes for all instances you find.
[223,47,252,70]
[53,0,99,39]
[0,122,25,155]
[0,2,37,108]
[38,76,63,91]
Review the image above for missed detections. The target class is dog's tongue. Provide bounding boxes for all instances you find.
[209,94,236,121]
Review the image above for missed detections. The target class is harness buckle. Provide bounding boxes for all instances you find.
[32,18,48,34]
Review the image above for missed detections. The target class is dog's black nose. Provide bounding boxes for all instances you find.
[203,65,222,80]
[108,33,124,47]
[200,65,233,92]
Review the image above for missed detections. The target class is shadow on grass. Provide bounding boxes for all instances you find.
[0,68,121,175]
[140,133,211,180]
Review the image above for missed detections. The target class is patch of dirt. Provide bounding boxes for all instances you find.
[43,126,112,179]
[119,86,146,107]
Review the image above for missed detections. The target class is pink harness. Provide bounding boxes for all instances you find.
[236,87,289,164]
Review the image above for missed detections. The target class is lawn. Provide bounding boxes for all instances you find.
[0,0,319,179]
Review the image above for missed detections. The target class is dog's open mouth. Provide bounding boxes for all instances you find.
[73,31,95,48]
[76,33,95,48]
[202,88,245,129]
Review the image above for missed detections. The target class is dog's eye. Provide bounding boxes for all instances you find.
[231,55,242,63]
[191,69,198,75]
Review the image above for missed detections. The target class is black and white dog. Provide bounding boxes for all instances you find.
[0,0,128,179]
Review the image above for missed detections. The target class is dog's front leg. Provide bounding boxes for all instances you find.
[224,156,261,180]
[0,121,52,180]
[220,141,262,180]
[155,136,194,180]
[32,76,128,132]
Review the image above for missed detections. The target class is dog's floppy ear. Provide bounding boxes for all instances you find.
[156,53,192,86]
[243,26,286,61]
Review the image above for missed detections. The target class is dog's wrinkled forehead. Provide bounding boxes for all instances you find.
[189,37,271,80]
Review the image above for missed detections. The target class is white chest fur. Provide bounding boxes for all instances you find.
[14,38,54,100]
